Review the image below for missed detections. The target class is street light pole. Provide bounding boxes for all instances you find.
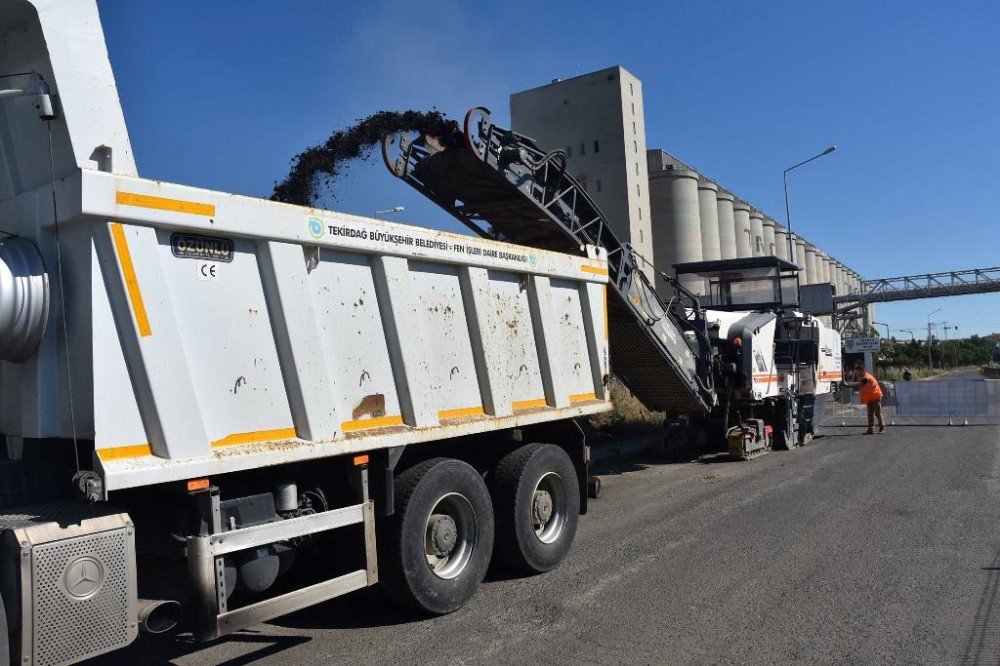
[783,145,837,263]
[926,307,942,369]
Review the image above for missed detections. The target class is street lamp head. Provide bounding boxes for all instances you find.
[823,145,837,155]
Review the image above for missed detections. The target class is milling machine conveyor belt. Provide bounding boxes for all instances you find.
[383,108,715,414]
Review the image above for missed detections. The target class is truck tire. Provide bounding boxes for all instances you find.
[490,444,580,574]
[378,458,494,615]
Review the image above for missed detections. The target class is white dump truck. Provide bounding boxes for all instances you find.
[0,2,612,663]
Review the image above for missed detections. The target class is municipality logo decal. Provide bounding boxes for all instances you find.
[307,217,325,239]
[528,252,538,267]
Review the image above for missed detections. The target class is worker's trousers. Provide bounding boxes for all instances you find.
[866,399,885,431]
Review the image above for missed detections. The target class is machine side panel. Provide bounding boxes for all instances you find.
[816,324,842,393]
[749,319,780,401]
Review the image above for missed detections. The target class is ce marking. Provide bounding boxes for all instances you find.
[197,261,219,281]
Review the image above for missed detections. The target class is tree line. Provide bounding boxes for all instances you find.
[876,335,997,369]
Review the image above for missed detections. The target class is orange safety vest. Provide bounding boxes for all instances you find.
[858,372,883,404]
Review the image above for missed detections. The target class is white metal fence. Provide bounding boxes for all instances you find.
[822,379,1000,427]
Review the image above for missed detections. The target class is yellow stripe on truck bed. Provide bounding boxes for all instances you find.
[116,191,216,217]
[110,223,152,337]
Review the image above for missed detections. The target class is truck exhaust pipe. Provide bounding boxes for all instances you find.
[138,599,181,635]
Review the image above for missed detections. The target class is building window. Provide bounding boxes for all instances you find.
[634,141,638,154]
[580,142,586,156]
[566,145,572,157]
[630,82,634,96]
[596,179,602,192]
[638,208,642,221]
[640,229,643,242]
[636,183,641,197]
[631,102,635,115]
[594,140,600,153]
[633,121,637,135]
[635,162,639,175]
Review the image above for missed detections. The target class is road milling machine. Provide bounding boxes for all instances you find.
[383,108,842,461]
[672,258,841,458]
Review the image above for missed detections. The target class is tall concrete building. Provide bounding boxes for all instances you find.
[510,66,653,271]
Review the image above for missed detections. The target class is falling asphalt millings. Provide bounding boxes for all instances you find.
[270,110,463,207]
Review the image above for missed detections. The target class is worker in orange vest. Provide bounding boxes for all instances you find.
[844,362,885,435]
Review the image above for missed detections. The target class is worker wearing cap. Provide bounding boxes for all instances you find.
[843,363,885,435]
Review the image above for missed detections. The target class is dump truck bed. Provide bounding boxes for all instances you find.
[0,171,611,492]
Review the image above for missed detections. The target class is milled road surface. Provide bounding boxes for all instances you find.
[116,425,1000,664]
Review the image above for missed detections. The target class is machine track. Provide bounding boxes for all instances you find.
[726,426,773,461]
[728,442,772,462]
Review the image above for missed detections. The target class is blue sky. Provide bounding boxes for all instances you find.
[98,0,1000,338]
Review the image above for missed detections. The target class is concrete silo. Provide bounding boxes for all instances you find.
[649,165,702,292]
[716,190,737,260]
[749,210,765,257]
[697,179,721,263]
[733,200,753,258]
[818,253,831,285]
[804,244,818,284]
[774,226,790,261]
[794,236,807,271]
[762,219,777,257]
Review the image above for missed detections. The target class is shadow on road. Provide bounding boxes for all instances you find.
[88,631,311,666]
[270,586,420,631]
[593,448,702,477]
[962,550,1000,664]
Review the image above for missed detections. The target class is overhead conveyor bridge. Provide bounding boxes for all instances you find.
[837,266,1000,307]
[383,108,715,414]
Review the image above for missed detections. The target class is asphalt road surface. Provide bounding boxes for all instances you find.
[112,425,1000,665]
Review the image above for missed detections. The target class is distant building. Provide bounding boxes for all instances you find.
[510,66,653,276]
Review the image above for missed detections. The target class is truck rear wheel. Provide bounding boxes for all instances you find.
[490,443,580,574]
[378,458,494,615]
